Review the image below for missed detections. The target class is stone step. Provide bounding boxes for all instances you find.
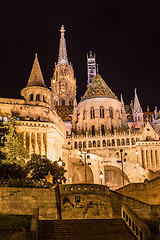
[38,219,137,240]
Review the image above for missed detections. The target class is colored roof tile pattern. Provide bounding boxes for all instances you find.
[81,74,118,101]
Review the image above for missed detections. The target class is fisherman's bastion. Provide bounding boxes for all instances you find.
[1,25,160,190]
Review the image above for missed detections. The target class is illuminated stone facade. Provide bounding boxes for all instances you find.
[0,25,160,190]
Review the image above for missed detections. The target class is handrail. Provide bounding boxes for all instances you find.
[30,208,39,240]
[122,203,151,240]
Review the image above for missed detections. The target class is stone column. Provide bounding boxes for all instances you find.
[35,132,38,154]
[41,133,44,155]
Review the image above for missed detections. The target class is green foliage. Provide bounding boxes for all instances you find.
[0,118,28,166]
[26,154,66,184]
[0,163,27,181]
[0,214,31,232]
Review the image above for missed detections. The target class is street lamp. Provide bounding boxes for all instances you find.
[116,149,127,186]
[99,171,103,185]
[58,157,63,167]
[79,149,90,183]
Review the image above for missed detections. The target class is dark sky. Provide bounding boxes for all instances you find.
[1,0,160,111]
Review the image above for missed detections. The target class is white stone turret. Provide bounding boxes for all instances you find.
[132,88,144,128]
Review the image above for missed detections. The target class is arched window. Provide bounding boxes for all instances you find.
[97,140,100,147]
[43,96,46,102]
[83,109,86,120]
[88,141,92,148]
[101,124,105,136]
[36,94,40,101]
[100,106,104,118]
[93,140,96,147]
[30,94,33,101]
[117,139,120,146]
[90,107,95,119]
[62,99,65,106]
[109,107,113,119]
[107,140,111,146]
[121,139,125,146]
[102,140,106,147]
[83,141,86,148]
[92,125,95,136]
[54,101,58,106]
[74,142,77,149]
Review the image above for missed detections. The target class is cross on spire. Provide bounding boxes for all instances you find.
[58,25,68,64]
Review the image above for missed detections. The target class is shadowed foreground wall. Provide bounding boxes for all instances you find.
[0,187,60,220]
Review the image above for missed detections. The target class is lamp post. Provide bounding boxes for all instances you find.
[58,157,63,167]
[79,149,90,183]
[116,149,127,186]
[99,171,103,185]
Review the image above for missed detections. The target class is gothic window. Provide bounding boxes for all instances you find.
[36,94,40,101]
[90,107,95,119]
[62,99,65,106]
[101,124,105,136]
[100,106,104,118]
[30,94,33,101]
[92,125,95,136]
[109,107,113,119]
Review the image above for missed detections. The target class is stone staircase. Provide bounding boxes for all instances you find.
[38,219,137,240]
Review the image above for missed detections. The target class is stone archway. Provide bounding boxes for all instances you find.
[104,165,130,190]
[71,162,94,184]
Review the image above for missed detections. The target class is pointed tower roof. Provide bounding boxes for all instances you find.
[133,88,143,113]
[26,54,47,88]
[81,74,118,102]
[120,94,124,105]
[58,25,68,65]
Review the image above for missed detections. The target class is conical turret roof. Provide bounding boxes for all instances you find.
[133,88,143,113]
[81,74,118,101]
[26,54,47,88]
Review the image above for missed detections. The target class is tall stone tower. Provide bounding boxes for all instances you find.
[51,25,76,134]
[87,51,96,87]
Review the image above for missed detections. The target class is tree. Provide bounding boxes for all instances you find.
[25,154,66,184]
[0,118,28,166]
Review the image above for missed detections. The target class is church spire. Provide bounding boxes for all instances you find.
[133,88,142,113]
[58,25,68,64]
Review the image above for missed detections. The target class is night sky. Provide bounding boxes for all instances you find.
[1,0,160,111]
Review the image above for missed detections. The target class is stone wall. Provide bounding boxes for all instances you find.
[116,177,160,205]
[60,184,115,219]
[0,187,60,220]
